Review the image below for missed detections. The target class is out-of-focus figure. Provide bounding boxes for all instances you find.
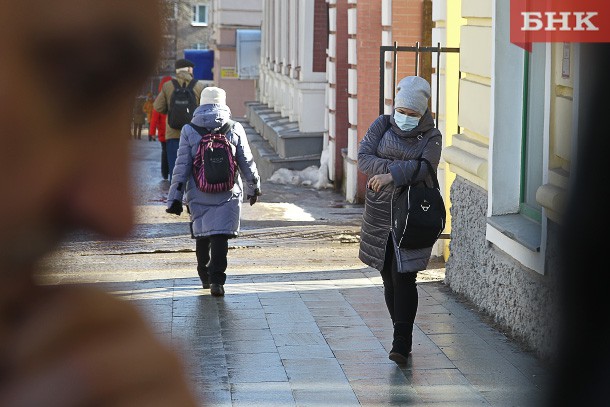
[0,1,199,405]
[132,95,146,139]
[150,76,173,179]
[153,58,206,182]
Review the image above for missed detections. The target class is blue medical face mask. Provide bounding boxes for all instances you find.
[394,111,420,132]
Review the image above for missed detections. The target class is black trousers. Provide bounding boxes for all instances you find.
[195,235,229,285]
[133,122,143,139]
[160,141,169,180]
[380,236,418,325]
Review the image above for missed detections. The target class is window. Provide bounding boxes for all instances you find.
[487,0,548,274]
[191,43,208,50]
[192,4,208,26]
[521,44,545,223]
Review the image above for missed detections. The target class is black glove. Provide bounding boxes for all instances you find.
[166,199,183,215]
[247,188,262,206]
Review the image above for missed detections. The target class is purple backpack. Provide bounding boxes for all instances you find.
[190,121,237,193]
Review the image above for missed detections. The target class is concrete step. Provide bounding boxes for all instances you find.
[236,116,320,182]
[244,102,323,159]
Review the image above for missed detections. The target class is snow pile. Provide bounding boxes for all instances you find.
[268,149,333,189]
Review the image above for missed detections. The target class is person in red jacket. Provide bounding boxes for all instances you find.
[149,76,172,180]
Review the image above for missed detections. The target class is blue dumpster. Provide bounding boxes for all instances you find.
[184,49,214,81]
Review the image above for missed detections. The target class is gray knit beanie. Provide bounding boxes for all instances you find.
[394,76,431,116]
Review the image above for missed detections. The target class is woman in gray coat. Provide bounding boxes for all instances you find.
[166,87,261,297]
[358,76,442,364]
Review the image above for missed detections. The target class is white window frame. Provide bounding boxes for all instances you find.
[487,0,550,275]
[192,4,208,26]
[191,43,208,50]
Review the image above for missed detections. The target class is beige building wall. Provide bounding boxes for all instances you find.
[210,0,263,117]
[259,0,326,133]
[440,0,581,359]
[441,0,490,190]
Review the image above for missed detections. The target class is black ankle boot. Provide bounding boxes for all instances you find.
[389,322,412,365]
[198,269,210,289]
[210,283,224,297]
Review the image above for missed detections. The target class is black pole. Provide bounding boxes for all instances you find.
[393,41,398,103]
[379,46,385,115]
[436,42,441,129]
[415,41,420,76]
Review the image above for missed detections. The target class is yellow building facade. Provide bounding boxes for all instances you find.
[439,0,577,360]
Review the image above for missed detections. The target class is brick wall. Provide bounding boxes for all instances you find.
[353,0,426,200]
[313,0,328,73]
[392,0,424,81]
[356,0,383,199]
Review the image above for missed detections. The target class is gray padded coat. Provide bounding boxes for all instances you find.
[358,110,442,273]
[166,104,260,238]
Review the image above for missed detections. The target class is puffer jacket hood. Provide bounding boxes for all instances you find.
[191,103,232,130]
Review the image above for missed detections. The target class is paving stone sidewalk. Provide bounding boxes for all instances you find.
[41,139,550,406]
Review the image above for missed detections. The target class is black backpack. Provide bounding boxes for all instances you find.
[167,79,198,129]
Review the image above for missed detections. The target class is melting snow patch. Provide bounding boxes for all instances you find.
[268,149,334,190]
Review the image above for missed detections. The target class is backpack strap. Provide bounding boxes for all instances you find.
[188,120,234,137]
[186,79,197,90]
[188,123,209,136]
[171,79,183,89]
[217,120,234,135]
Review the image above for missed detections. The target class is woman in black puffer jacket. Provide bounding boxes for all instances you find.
[358,76,442,364]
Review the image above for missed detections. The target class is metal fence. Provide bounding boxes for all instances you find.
[379,42,460,130]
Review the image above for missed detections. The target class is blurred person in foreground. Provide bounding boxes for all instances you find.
[0,1,198,405]
[547,43,610,407]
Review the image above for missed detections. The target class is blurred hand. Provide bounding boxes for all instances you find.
[247,188,262,206]
[166,200,183,215]
[367,173,393,192]
[0,285,198,406]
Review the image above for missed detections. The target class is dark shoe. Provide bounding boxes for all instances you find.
[210,283,224,297]
[200,278,210,289]
[198,270,210,289]
[389,340,411,364]
[389,322,412,365]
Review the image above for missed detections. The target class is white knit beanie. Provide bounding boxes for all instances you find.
[394,76,431,116]
[200,87,226,105]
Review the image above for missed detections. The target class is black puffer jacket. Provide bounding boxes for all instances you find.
[358,110,442,273]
